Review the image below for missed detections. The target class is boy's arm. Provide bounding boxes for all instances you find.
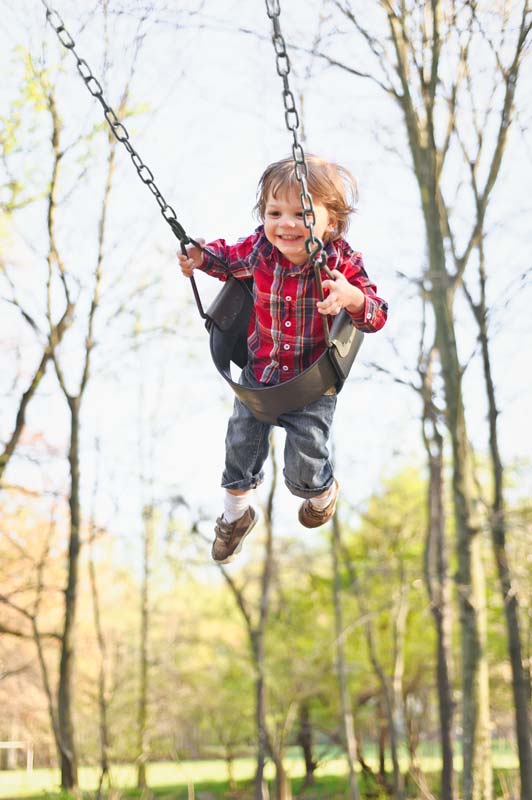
[177,232,258,282]
[200,233,258,282]
[339,248,388,333]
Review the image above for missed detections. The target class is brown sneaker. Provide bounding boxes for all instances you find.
[298,480,340,528]
[212,507,258,564]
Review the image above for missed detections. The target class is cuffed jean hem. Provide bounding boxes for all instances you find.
[284,472,335,500]
[222,473,265,492]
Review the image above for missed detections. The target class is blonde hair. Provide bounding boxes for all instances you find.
[254,154,358,240]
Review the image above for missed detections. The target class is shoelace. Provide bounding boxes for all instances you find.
[214,517,233,541]
[306,501,326,518]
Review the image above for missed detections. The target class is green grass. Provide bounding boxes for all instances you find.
[0,751,520,800]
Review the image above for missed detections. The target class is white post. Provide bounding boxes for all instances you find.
[26,743,34,773]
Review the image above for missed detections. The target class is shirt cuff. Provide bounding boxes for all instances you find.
[349,294,376,326]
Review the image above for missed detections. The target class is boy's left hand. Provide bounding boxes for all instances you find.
[317,270,365,316]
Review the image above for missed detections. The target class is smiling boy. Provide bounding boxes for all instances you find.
[178,155,388,563]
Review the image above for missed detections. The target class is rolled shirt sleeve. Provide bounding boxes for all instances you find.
[334,244,388,333]
[200,234,258,281]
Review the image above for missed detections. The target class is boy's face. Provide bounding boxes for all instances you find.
[263,188,336,266]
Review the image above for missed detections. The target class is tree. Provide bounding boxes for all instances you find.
[87,512,112,798]
[334,465,473,797]
[419,345,456,800]
[463,210,532,800]
[218,439,291,800]
[331,508,361,800]
[370,304,456,799]
[0,54,73,486]
[136,503,154,789]
[319,3,532,796]
[1,52,110,786]
[46,89,118,789]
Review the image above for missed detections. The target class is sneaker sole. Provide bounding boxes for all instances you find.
[213,512,259,565]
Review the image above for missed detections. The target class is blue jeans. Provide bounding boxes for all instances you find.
[222,367,337,499]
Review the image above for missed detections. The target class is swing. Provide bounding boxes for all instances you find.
[206,277,363,423]
[41,0,364,425]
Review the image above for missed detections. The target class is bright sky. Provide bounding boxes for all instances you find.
[2,0,531,564]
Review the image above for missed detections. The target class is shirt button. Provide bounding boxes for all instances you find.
[283,344,290,350]
[366,313,371,320]
[285,320,292,327]
[282,365,289,372]
[285,295,292,301]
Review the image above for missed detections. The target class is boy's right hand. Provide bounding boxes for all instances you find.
[177,238,205,276]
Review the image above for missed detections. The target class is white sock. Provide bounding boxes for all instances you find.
[223,490,252,523]
[310,482,336,510]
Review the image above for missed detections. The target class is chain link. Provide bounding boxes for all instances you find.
[264,0,327,269]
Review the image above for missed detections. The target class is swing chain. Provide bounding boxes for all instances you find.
[40,0,192,250]
[264,0,327,271]
[39,0,245,319]
[265,0,334,348]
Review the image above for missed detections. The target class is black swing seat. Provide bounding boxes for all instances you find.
[205,276,364,425]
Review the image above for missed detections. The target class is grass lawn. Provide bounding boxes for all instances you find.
[0,750,520,799]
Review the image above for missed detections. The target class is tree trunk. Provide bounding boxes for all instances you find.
[382,656,405,800]
[341,544,403,799]
[57,396,81,789]
[392,583,408,753]
[254,440,277,800]
[88,521,111,797]
[221,437,277,800]
[331,512,360,800]
[378,703,386,782]
[425,214,492,800]
[384,7,494,792]
[267,740,292,800]
[137,503,154,789]
[226,748,236,791]
[31,539,70,788]
[1,352,50,482]
[490,505,532,800]
[421,357,456,800]
[297,702,317,787]
[37,32,122,791]
[468,247,532,799]
[254,653,269,800]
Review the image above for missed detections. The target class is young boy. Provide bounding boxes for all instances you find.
[178,155,387,564]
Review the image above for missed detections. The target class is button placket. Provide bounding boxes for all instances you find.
[280,282,294,377]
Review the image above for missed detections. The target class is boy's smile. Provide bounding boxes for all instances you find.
[263,189,335,265]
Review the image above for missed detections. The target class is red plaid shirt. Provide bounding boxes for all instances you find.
[201,227,388,385]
